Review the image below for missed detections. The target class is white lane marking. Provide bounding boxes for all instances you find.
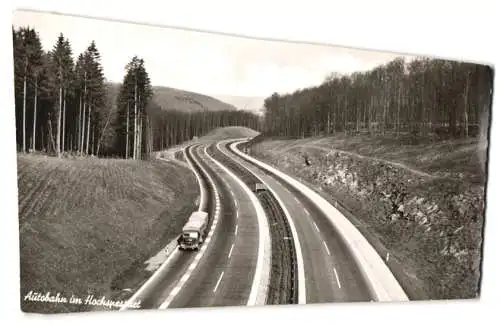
[228,243,235,259]
[323,240,331,256]
[213,271,225,293]
[235,225,238,236]
[159,144,221,309]
[235,200,239,208]
[223,141,306,305]
[334,268,342,289]
[208,142,271,306]
[304,208,310,216]
[278,182,290,193]
[230,142,409,301]
[313,222,320,232]
[230,190,235,199]
[120,247,179,310]
[236,210,239,219]
[179,272,190,284]
[194,251,203,262]
[123,145,209,310]
[294,197,300,204]
[170,286,181,296]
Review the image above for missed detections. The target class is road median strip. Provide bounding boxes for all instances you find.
[218,140,306,304]
[231,141,409,302]
[205,143,271,306]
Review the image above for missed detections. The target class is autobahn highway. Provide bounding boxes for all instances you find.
[218,140,373,303]
[167,144,266,308]
[121,138,407,310]
[122,143,265,310]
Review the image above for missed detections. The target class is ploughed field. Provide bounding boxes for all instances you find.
[247,134,487,300]
[17,154,199,313]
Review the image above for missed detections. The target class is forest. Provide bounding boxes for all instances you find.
[12,26,261,159]
[262,56,493,141]
[14,25,494,160]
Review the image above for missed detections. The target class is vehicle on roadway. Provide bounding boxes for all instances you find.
[254,182,267,193]
[177,211,209,251]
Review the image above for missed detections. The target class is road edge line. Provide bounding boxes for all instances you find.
[120,145,207,310]
[218,140,306,304]
[231,141,409,302]
[158,144,222,309]
[206,142,271,306]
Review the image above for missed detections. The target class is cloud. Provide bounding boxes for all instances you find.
[13,10,406,98]
[319,54,363,74]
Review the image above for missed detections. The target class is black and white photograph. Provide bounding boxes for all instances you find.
[12,8,493,315]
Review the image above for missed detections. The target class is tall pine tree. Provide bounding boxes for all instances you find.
[48,33,74,157]
[74,41,106,156]
[114,56,152,159]
[12,27,44,153]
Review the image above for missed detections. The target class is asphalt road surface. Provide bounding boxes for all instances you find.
[134,138,374,309]
[138,144,261,308]
[220,141,373,303]
[168,144,261,308]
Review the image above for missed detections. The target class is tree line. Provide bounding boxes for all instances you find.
[262,57,493,140]
[146,108,261,152]
[13,27,111,157]
[13,26,260,159]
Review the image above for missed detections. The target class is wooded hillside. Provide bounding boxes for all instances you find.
[262,57,493,141]
[106,83,238,113]
[12,26,260,159]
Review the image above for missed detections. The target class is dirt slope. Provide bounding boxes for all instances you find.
[247,134,487,300]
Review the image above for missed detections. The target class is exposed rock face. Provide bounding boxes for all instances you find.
[251,141,485,300]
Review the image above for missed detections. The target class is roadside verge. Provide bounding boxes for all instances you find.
[119,145,208,310]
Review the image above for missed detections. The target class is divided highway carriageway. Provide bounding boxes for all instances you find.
[121,139,408,310]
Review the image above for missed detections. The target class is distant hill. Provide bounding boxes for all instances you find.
[106,83,238,113]
[213,95,265,115]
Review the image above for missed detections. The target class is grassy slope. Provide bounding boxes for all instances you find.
[18,154,198,313]
[156,126,259,158]
[107,83,237,113]
[248,134,487,300]
[199,126,259,141]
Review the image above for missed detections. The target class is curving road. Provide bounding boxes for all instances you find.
[124,136,406,310]
[167,144,264,308]
[217,140,373,303]
[127,143,264,309]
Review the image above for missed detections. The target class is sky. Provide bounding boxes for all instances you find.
[13,10,410,104]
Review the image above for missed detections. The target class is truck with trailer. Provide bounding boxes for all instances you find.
[177,211,209,251]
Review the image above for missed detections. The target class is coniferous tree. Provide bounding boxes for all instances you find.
[73,41,106,156]
[114,56,153,159]
[47,33,73,157]
[12,27,44,153]
[31,52,50,152]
